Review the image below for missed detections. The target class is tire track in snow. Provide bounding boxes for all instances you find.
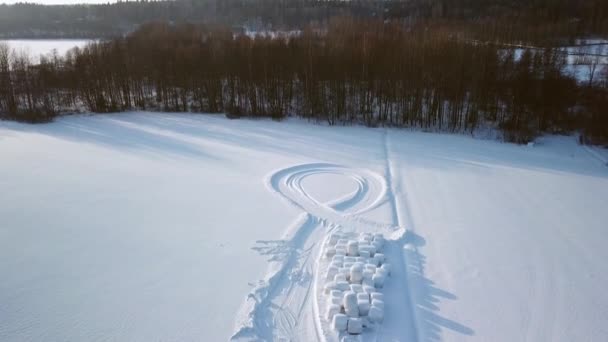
[232,163,398,341]
[382,129,420,342]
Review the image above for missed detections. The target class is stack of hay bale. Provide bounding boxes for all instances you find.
[322,232,390,336]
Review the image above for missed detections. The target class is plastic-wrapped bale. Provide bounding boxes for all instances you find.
[361,233,373,243]
[370,292,384,302]
[337,239,349,246]
[339,268,351,280]
[330,290,344,305]
[372,273,386,288]
[330,289,343,297]
[347,241,359,257]
[344,262,354,269]
[337,280,350,291]
[350,264,364,284]
[350,284,364,293]
[329,233,340,245]
[358,299,370,316]
[334,273,347,283]
[362,277,375,288]
[335,246,347,256]
[332,255,344,263]
[359,244,373,256]
[373,253,385,266]
[331,261,343,270]
[326,304,341,321]
[324,281,337,294]
[347,317,363,334]
[365,264,377,273]
[381,263,391,276]
[372,240,382,254]
[371,299,385,310]
[356,292,369,302]
[362,285,375,294]
[368,305,384,323]
[326,266,339,281]
[361,317,371,328]
[376,268,388,279]
[373,233,384,244]
[343,291,359,318]
[359,250,370,259]
[344,256,357,263]
[362,269,373,281]
[332,313,348,332]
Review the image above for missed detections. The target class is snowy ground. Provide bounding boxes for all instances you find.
[1,112,607,341]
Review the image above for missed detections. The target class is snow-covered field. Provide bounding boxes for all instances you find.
[1,112,607,341]
[0,39,91,62]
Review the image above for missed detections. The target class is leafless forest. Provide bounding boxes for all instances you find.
[0,17,607,143]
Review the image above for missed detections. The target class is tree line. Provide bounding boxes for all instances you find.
[0,19,607,144]
[0,0,606,39]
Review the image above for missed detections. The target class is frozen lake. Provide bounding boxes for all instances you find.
[0,39,91,61]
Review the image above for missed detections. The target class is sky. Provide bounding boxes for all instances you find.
[1,1,115,4]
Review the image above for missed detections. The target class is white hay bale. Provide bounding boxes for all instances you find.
[368,306,384,323]
[326,266,339,281]
[357,292,369,302]
[325,247,336,259]
[362,269,373,280]
[332,255,344,263]
[365,264,377,273]
[332,313,348,332]
[329,233,340,245]
[334,273,347,282]
[344,262,354,269]
[361,317,371,328]
[372,240,382,253]
[337,239,349,246]
[330,289,342,297]
[376,268,388,278]
[350,271,363,284]
[362,285,375,293]
[359,250,370,259]
[362,277,375,288]
[373,253,385,266]
[343,291,359,318]
[344,256,357,263]
[381,263,391,276]
[371,299,384,310]
[347,241,359,256]
[372,273,386,288]
[350,284,364,293]
[324,281,337,294]
[326,304,341,321]
[370,292,384,302]
[358,299,370,316]
[347,317,363,334]
[330,295,342,306]
[336,280,350,291]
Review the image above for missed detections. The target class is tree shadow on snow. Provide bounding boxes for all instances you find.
[402,230,475,341]
[251,240,293,263]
